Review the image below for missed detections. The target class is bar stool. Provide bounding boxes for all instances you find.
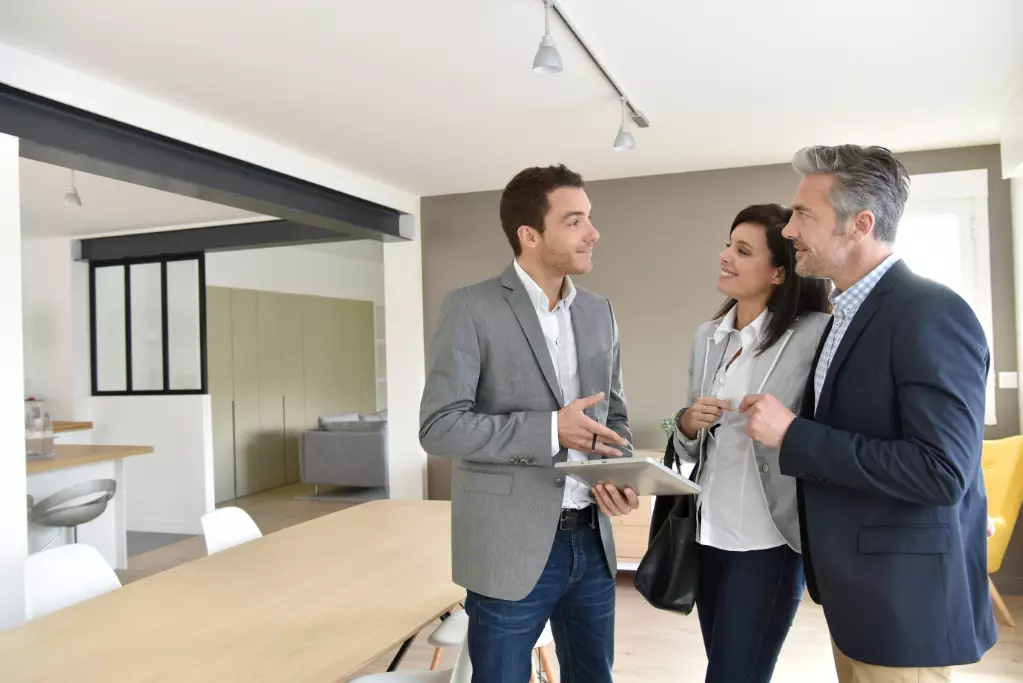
[29,479,117,544]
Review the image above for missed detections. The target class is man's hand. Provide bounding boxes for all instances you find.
[738,393,796,449]
[593,482,639,517]
[679,397,734,439]
[558,392,630,457]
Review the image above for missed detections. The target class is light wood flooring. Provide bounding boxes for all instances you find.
[119,484,1023,682]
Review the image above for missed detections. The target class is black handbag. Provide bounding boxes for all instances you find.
[633,436,701,614]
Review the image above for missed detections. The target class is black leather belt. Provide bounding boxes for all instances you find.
[559,505,596,531]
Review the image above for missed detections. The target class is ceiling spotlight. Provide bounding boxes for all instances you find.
[613,97,636,151]
[63,169,82,207]
[532,1,563,74]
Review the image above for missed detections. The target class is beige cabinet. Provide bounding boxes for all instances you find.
[230,289,263,497]
[206,287,237,503]
[207,287,377,502]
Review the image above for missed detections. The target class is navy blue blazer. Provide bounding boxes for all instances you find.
[780,260,997,668]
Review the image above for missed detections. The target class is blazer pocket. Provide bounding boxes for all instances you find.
[458,470,513,496]
[857,525,950,555]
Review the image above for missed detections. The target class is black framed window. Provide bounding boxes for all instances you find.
[89,253,207,395]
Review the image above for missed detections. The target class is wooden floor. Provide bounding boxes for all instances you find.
[120,485,1023,682]
[115,483,356,584]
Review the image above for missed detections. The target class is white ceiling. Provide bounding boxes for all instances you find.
[19,158,260,237]
[2,1,1021,197]
[20,159,387,259]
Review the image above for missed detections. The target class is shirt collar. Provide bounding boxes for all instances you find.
[830,253,901,313]
[513,260,577,312]
[713,306,770,345]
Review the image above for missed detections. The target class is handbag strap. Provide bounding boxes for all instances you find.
[664,434,702,485]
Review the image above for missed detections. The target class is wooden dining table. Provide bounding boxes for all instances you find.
[0,499,465,682]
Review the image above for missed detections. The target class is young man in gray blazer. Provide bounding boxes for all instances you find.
[420,165,638,683]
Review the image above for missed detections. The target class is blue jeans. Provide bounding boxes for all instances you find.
[696,543,804,683]
[465,524,615,683]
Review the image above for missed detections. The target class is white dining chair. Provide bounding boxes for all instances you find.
[200,506,262,554]
[427,609,555,682]
[24,543,121,620]
[352,635,471,683]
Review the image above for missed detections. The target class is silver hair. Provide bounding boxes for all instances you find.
[791,145,910,243]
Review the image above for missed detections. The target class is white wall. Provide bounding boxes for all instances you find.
[205,243,384,303]
[383,216,427,499]
[1002,87,1023,179]
[1012,177,1023,432]
[21,237,93,422]
[92,395,213,534]
[0,133,28,629]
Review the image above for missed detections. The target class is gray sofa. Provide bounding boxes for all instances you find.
[299,411,389,494]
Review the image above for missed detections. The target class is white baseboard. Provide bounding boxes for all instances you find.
[128,517,202,536]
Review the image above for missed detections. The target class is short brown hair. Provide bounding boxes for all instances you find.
[499,165,584,256]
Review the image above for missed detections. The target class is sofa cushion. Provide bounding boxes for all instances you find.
[319,413,361,430]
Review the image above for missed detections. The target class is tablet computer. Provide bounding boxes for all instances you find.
[555,457,701,497]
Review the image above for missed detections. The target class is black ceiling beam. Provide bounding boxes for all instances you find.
[78,220,353,261]
[0,82,410,242]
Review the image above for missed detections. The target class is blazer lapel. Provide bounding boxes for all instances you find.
[701,335,729,397]
[751,329,793,394]
[569,295,601,399]
[816,263,903,416]
[500,266,565,406]
[803,318,832,419]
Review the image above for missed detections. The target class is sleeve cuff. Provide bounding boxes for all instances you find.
[676,427,699,450]
[551,411,560,456]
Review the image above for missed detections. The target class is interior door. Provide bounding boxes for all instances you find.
[279,293,306,484]
[256,291,289,492]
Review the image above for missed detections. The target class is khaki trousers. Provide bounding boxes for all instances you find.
[832,640,952,683]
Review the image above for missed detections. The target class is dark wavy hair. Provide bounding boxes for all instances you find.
[714,203,832,353]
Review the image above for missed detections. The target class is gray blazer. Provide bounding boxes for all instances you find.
[420,264,632,601]
[674,311,830,551]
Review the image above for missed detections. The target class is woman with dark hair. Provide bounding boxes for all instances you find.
[671,204,831,683]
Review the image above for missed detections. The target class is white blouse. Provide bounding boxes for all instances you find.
[695,308,786,552]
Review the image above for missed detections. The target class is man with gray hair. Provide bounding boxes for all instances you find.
[739,144,996,681]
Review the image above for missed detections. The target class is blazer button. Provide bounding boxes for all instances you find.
[527,457,537,465]
[760,463,769,474]
[554,478,565,488]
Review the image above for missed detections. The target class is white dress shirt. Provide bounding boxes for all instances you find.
[513,260,591,509]
[697,307,787,551]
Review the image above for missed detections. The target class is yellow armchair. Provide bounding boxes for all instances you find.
[982,435,1023,627]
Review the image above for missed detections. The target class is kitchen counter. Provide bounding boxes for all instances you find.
[26,444,153,569]
[27,444,152,474]
[51,420,93,434]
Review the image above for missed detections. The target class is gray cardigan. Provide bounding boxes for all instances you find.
[673,311,830,552]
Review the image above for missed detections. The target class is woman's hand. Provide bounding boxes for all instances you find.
[679,397,733,439]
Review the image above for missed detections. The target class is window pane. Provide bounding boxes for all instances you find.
[130,263,164,391]
[895,213,963,297]
[166,259,202,390]
[94,266,127,392]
